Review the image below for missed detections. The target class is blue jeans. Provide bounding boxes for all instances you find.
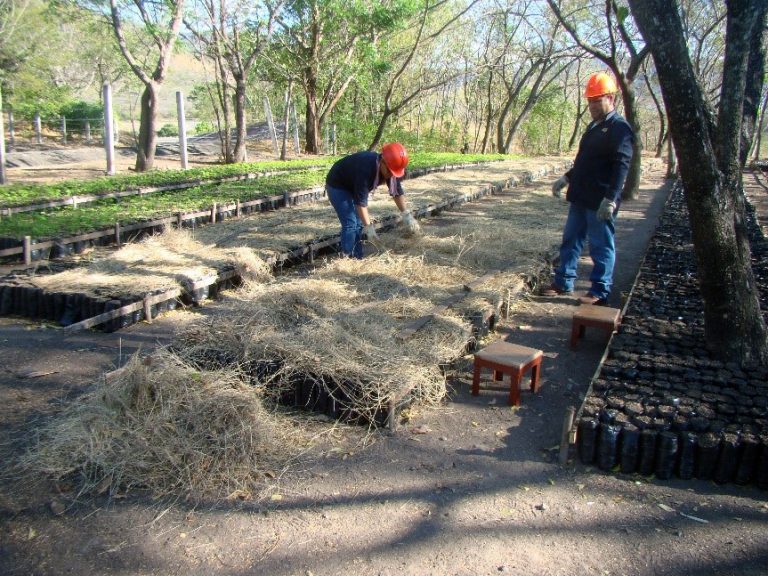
[554,202,616,300]
[327,185,363,258]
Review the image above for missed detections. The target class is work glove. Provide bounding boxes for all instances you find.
[551,175,568,198]
[401,211,421,237]
[364,223,380,242]
[597,198,617,221]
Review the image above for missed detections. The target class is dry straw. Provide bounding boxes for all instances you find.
[26,352,302,501]
[30,228,272,297]
[24,164,569,500]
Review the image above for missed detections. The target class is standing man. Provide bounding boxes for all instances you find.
[325,142,420,259]
[544,72,634,305]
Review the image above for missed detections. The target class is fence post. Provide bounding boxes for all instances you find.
[85,120,91,144]
[103,83,115,175]
[7,109,13,151]
[332,123,337,156]
[0,88,6,185]
[115,222,121,246]
[176,91,189,169]
[61,116,67,144]
[34,112,42,144]
[23,236,31,266]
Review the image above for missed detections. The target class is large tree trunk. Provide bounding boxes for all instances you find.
[740,3,768,167]
[135,82,159,172]
[628,0,768,364]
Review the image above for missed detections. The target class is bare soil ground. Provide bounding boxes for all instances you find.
[1,153,767,576]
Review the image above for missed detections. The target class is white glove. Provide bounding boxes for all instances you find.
[401,211,421,237]
[597,198,617,221]
[551,175,568,198]
[364,223,380,242]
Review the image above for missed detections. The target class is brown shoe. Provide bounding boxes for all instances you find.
[541,283,572,297]
[579,293,607,306]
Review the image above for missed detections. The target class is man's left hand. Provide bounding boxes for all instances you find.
[597,198,617,221]
[401,211,422,237]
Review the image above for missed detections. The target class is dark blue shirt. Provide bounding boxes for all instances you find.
[325,151,404,207]
[565,111,634,211]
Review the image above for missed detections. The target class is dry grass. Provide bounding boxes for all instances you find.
[30,228,272,298]
[21,163,572,500]
[25,352,304,501]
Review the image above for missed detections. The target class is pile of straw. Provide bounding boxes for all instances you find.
[176,253,475,423]
[28,352,298,500]
[24,168,567,499]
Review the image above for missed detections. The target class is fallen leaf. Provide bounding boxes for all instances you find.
[270,494,283,501]
[658,503,675,512]
[411,425,431,435]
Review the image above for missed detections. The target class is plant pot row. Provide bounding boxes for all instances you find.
[577,182,768,488]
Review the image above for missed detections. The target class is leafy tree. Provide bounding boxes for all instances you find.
[184,0,283,163]
[547,0,650,201]
[83,0,186,172]
[627,0,768,364]
[273,0,416,154]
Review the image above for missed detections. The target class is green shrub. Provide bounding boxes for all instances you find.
[157,124,179,137]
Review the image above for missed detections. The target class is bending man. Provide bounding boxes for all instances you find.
[325,142,420,259]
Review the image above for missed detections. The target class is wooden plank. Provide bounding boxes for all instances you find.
[463,269,500,292]
[395,293,465,341]
[63,288,183,332]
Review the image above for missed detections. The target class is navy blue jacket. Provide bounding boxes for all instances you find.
[325,151,404,207]
[565,111,634,211]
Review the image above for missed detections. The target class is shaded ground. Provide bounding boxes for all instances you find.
[1,159,767,576]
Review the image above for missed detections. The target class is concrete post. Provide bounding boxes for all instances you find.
[103,83,115,175]
[176,91,188,169]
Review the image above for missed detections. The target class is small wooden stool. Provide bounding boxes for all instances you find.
[571,305,621,349]
[471,340,543,406]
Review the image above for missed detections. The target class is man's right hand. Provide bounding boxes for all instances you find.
[365,223,380,242]
[551,175,569,198]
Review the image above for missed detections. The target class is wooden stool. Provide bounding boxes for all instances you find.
[471,340,543,406]
[571,305,621,349]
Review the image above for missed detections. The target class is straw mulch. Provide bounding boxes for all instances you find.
[175,254,476,420]
[23,165,567,500]
[26,352,302,501]
[29,228,272,298]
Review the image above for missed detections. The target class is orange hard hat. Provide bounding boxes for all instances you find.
[584,72,618,98]
[381,142,409,178]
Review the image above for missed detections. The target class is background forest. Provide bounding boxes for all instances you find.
[1,0,758,167]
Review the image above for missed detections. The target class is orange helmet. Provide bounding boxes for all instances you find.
[584,72,618,98]
[381,142,409,178]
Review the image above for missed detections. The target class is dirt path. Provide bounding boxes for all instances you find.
[1,160,767,576]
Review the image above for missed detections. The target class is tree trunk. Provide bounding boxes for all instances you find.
[752,90,768,162]
[303,71,320,154]
[665,136,676,178]
[629,0,768,364]
[619,85,643,201]
[135,82,159,172]
[233,77,248,163]
[740,3,768,167]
